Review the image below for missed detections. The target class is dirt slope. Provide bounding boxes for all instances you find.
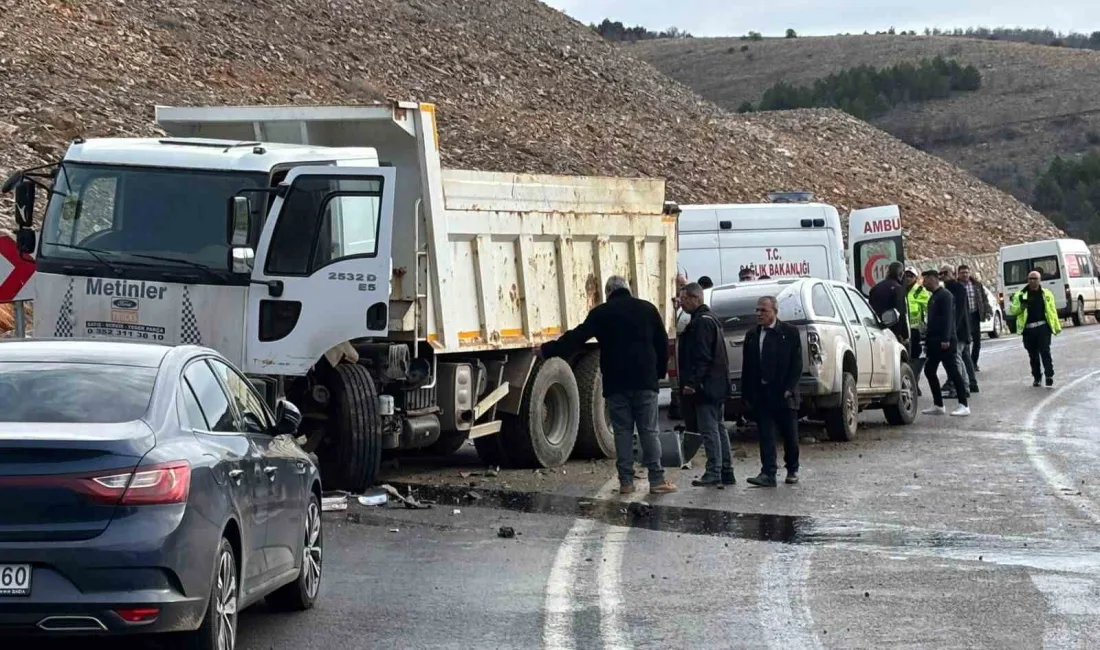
[631,34,1100,202]
[0,1,1060,257]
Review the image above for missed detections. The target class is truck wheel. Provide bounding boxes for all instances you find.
[1072,298,1085,326]
[324,364,382,492]
[824,372,857,442]
[501,358,580,468]
[884,364,918,425]
[572,352,615,459]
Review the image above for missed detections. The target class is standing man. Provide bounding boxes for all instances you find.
[869,261,911,344]
[741,296,803,487]
[921,270,970,416]
[904,267,929,387]
[678,283,734,488]
[539,275,678,495]
[957,265,992,371]
[940,266,979,396]
[1008,270,1062,387]
[698,276,715,290]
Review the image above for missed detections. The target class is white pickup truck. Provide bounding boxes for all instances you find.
[3,102,678,491]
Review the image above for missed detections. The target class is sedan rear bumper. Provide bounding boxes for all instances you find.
[0,591,207,635]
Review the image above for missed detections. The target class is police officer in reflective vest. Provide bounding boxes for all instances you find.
[904,267,929,381]
[1008,270,1062,387]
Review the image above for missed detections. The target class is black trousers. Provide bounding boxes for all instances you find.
[925,344,968,407]
[755,405,799,476]
[909,328,925,377]
[1022,324,1054,380]
[969,312,982,365]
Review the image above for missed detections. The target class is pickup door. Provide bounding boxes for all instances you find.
[843,286,894,391]
[827,285,876,392]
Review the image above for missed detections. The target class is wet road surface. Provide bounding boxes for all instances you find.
[14,326,1100,649]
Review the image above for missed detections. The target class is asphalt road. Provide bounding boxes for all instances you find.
[20,325,1100,649]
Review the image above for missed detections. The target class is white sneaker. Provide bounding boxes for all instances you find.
[922,405,946,415]
[950,405,971,417]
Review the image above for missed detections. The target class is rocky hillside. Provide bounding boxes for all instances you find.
[0,0,1060,257]
[631,34,1100,207]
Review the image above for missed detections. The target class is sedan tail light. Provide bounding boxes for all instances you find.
[82,462,191,505]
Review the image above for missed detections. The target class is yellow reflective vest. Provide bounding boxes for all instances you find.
[1008,287,1062,335]
[907,283,930,329]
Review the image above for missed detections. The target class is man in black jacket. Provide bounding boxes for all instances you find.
[540,275,678,496]
[940,266,979,396]
[741,295,803,487]
[677,283,733,488]
[921,270,970,416]
[869,261,910,344]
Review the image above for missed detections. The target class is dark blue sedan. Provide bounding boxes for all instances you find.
[0,340,323,649]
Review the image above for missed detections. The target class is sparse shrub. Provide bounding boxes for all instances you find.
[737,101,755,113]
[1087,131,1100,146]
[741,45,750,52]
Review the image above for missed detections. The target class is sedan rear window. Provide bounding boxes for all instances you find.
[0,363,157,423]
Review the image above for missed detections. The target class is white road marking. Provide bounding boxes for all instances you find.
[1030,573,1100,649]
[598,525,632,650]
[1022,370,1100,525]
[757,545,824,650]
[543,517,598,650]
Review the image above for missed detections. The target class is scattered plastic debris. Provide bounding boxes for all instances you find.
[486,466,500,478]
[322,492,348,512]
[380,484,433,509]
[357,488,388,507]
[452,508,462,515]
[389,528,400,533]
[498,526,516,539]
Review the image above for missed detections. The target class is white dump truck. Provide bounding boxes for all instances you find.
[3,102,678,491]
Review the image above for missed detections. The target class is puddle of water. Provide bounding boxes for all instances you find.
[387,482,1100,574]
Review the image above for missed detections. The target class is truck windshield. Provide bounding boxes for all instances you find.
[40,163,268,271]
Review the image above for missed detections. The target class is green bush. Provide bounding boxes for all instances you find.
[1032,153,1100,241]
[755,56,982,120]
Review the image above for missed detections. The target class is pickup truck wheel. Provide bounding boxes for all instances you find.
[501,358,580,467]
[321,364,382,492]
[824,372,857,442]
[1072,298,1085,326]
[572,352,615,459]
[989,312,1003,339]
[884,364,918,425]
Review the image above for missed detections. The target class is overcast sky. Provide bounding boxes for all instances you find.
[542,0,1099,38]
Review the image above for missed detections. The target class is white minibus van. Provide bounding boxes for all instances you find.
[998,238,1100,331]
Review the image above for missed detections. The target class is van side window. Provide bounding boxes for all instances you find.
[1073,254,1092,278]
[810,283,837,319]
[1032,255,1061,280]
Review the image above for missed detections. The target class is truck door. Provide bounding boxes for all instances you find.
[244,167,395,375]
[848,206,903,296]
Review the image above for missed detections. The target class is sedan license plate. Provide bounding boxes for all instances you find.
[0,564,31,596]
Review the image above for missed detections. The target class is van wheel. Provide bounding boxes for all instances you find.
[884,364,918,425]
[824,372,857,442]
[500,358,579,467]
[1072,298,1085,326]
[572,352,615,459]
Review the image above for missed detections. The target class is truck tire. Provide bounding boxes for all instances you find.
[324,364,382,492]
[500,358,580,468]
[883,363,918,426]
[572,352,615,459]
[1073,298,1085,326]
[824,372,857,442]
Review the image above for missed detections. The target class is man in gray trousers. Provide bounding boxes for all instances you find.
[677,283,734,488]
[539,276,678,496]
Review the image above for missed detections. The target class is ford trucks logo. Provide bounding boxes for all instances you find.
[112,298,138,310]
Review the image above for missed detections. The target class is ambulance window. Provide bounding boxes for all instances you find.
[810,283,837,319]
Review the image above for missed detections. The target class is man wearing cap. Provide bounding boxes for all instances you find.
[904,266,929,383]
[1008,269,1062,387]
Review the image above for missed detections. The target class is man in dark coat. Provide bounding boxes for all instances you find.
[540,275,678,496]
[677,282,733,488]
[957,265,992,371]
[921,270,970,416]
[869,261,911,344]
[741,295,803,487]
[940,266,979,395]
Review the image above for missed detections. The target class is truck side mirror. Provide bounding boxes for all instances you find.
[14,179,35,229]
[228,196,252,247]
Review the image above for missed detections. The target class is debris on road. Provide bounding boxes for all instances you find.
[358,489,389,507]
[498,526,516,539]
[389,528,400,533]
[465,491,483,501]
[629,502,655,517]
[381,484,433,510]
[322,492,349,512]
[452,508,462,515]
